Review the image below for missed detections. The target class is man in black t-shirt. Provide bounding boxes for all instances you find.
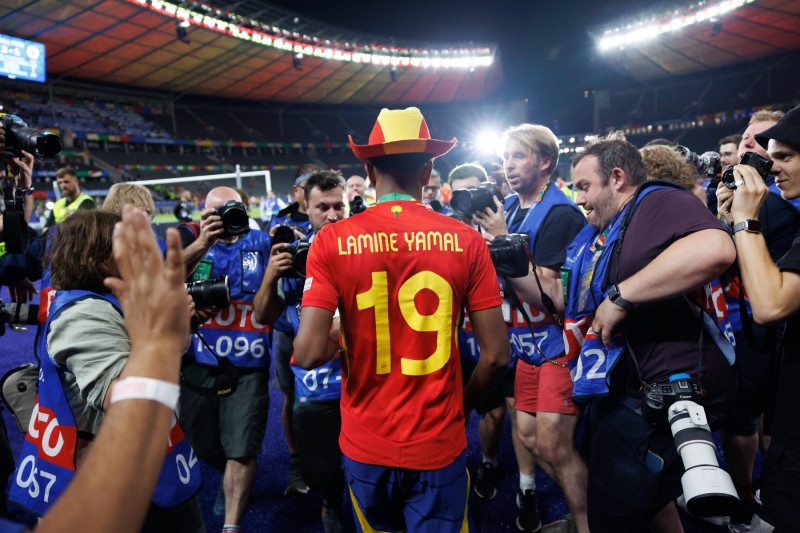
[728,104,800,531]
[515,136,737,531]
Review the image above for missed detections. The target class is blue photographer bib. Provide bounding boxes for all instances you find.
[11,290,200,515]
[562,183,735,402]
[291,354,342,403]
[457,310,516,368]
[504,185,584,365]
[188,230,272,368]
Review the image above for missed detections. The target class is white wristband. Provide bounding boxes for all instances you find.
[110,377,181,411]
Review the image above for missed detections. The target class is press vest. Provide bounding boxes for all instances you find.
[51,193,94,224]
[504,185,583,365]
[10,290,200,515]
[188,230,272,368]
[562,182,735,402]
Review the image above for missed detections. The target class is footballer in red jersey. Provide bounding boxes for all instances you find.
[295,107,509,533]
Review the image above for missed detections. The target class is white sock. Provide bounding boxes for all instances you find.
[482,454,498,466]
[519,472,536,492]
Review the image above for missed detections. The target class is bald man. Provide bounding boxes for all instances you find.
[176,186,273,532]
[346,175,367,201]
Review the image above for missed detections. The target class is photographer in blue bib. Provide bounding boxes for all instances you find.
[472,124,587,533]
[9,209,203,531]
[176,186,271,533]
[254,170,347,533]
[511,134,738,532]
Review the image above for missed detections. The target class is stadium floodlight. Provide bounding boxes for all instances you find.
[125,0,496,70]
[474,129,502,156]
[598,0,756,52]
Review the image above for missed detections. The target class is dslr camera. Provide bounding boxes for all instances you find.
[721,152,773,190]
[676,145,722,178]
[488,233,530,278]
[450,182,503,218]
[186,275,231,309]
[350,195,367,216]
[640,373,739,517]
[214,200,250,238]
[283,240,311,279]
[0,114,61,159]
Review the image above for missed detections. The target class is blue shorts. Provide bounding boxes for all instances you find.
[343,451,472,533]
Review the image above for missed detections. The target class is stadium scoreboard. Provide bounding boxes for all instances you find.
[0,33,45,83]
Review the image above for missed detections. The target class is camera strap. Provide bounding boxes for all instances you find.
[181,328,240,397]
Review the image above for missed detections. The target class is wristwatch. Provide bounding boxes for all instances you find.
[732,219,762,234]
[607,284,633,310]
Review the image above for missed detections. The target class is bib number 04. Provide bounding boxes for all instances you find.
[357,270,453,376]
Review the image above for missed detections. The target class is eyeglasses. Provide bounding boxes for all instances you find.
[422,186,439,192]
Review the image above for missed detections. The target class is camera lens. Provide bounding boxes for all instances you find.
[187,275,231,309]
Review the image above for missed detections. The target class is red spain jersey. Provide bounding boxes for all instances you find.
[302,199,502,469]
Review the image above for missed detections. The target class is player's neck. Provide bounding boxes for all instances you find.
[376,183,419,202]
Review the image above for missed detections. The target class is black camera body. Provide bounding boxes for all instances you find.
[0,114,61,159]
[187,275,231,309]
[641,375,701,424]
[350,195,367,216]
[488,233,531,278]
[283,240,311,279]
[450,182,503,218]
[721,152,773,190]
[214,200,250,238]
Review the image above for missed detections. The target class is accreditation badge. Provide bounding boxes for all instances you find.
[190,260,213,282]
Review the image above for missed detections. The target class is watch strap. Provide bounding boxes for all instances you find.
[607,284,633,310]
[732,219,762,234]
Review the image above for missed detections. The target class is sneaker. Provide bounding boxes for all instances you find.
[213,482,225,517]
[728,514,775,533]
[284,457,310,496]
[676,493,729,526]
[321,500,344,533]
[542,514,577,533]
[473,461,499,500]
[516,489,542,532]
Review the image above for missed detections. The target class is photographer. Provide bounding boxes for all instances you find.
[265,165,318,498]
[520,135,737,531]
[474,124,587,533]
[715,110,800,529]
[176,186,271,533]
[448,163,533,509]
[727,104,800,531]
[9,209,202,531]
[0,144,41,302]
[253,170,347,533]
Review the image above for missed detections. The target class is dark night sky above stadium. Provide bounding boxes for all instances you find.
[268,0,650,119]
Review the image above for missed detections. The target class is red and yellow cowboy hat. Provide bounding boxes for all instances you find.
[349,107,457,162]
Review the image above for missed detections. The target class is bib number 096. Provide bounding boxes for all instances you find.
[357,270,453,376]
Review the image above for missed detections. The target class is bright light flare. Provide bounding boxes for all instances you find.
[474,130,502,156]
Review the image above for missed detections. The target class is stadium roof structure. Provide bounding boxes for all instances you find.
[0,0,502,105]
[596,0,800,81]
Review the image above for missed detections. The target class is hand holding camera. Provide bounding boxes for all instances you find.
[473,193,509,241]
[728,163,771,227]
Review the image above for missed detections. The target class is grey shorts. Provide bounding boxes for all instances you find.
[178,360,269,462]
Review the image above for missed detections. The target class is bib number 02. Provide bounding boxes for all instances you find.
[357,270,453,376]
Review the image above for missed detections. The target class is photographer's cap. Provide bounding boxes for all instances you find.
[756,105,800,149]
[349,107,456,162]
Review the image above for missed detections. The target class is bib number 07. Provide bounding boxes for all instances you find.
[357,270,453,376]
